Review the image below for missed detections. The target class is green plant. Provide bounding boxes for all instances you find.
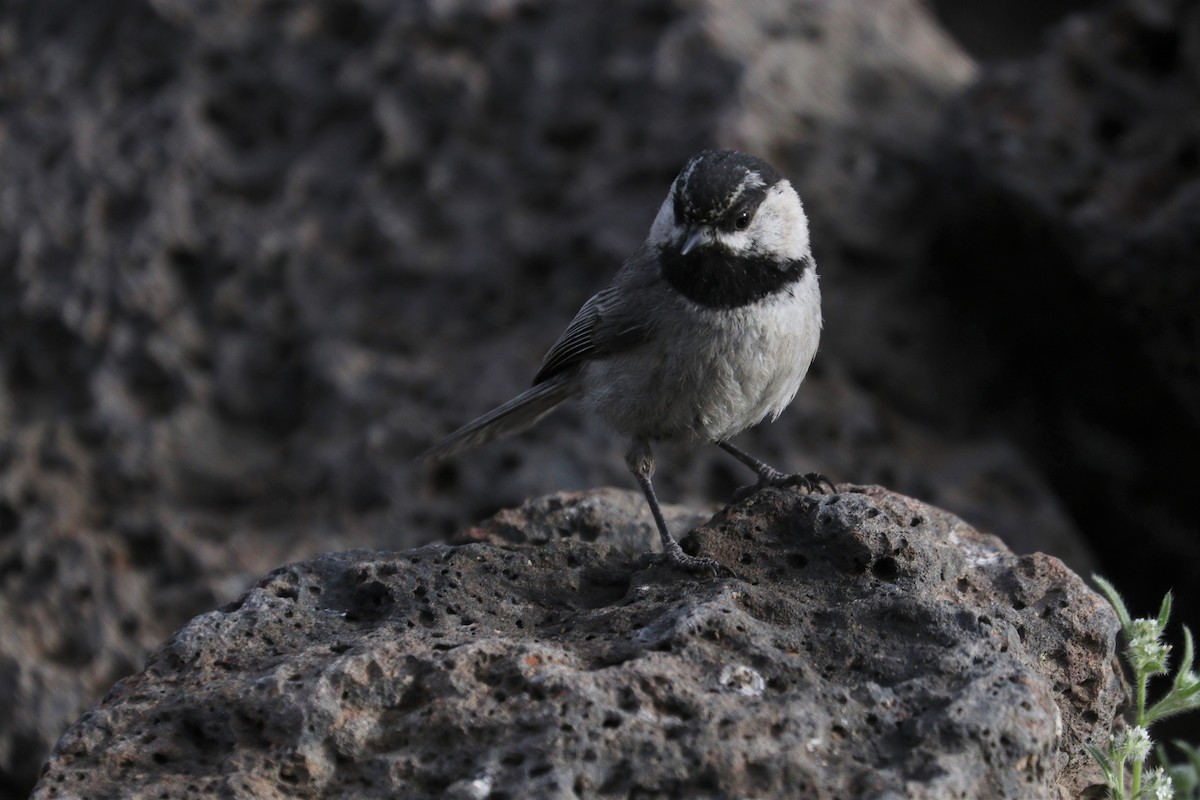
[1088,575,1200,800]
[1158,741,1200,800]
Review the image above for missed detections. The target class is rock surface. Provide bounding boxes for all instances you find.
[34,487,1123,799]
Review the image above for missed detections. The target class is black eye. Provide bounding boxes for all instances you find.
[734,209,752,230]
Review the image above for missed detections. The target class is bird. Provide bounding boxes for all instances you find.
[423,149,832,574]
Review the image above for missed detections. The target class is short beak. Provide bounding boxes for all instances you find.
[680,225,715,256]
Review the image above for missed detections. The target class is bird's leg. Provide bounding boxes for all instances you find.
[717,440,835,502]
[626,439,732,577]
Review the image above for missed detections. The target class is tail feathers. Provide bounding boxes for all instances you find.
[420,373,578,462]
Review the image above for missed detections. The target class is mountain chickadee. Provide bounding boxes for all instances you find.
[424,149,831,574]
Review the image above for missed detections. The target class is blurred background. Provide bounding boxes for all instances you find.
[2,0,1198,794]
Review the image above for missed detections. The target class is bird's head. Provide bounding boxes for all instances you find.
[649,150,813,308]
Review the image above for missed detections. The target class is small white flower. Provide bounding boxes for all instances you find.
[1143,766,1174,800]
[1127,618,1171,674]
[1113,726,1152,764]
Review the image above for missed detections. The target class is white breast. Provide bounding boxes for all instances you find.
[582,269,821,443]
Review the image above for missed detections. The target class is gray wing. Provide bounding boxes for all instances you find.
[533,280,655,385]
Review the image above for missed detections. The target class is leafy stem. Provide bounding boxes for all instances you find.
[1090,575,1200,800]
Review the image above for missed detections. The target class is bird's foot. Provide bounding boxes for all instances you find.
[732,469,836,503]
[645,544,736,579]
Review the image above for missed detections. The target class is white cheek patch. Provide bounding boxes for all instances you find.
[711,181,808,260]
[714,229,756,254]
[749,181,810,261]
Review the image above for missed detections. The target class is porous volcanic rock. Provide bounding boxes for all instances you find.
[33,487,1122,799]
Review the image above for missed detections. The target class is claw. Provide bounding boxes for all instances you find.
[648,549,737,579]
[733,471,836,502]
[807,472,837,494]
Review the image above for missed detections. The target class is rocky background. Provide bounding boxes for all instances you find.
[1,0,1198,796]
